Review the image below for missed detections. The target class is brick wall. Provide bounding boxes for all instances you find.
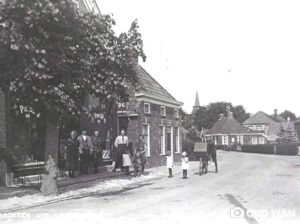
[133,101,182,168]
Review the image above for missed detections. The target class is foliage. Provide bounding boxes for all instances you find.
[194,102,250,130]
[0,0,146,122]
[279,110,297,121]
[276,124,298,144]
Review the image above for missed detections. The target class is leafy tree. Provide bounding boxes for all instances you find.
[0,0,145,161]
[280,110,297,121]
[194,102,250,130]
[276,124,298,143]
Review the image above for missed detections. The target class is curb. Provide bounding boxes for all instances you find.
[0,165,202,213]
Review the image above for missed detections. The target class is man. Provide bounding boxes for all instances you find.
[91,130,102,173]
[65,130,79,177]
[207,139,218,173]
[77,130,93,174]
[112,129,128,172]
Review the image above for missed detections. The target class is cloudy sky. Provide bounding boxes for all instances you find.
[97,0,300,116]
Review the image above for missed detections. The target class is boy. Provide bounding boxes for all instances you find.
[181,151,189,179]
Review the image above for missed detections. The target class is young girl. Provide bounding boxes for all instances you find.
[181,151,189,179]
[166,151,173,178]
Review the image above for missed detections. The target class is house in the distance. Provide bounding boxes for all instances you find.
[205,109,264,148]
[243,109,295,144]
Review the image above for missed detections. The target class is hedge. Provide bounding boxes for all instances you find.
[241,144,299,156]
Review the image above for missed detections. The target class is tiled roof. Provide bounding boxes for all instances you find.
[135,64,181,105]
[207,113,256,135]
[243,111,278,125]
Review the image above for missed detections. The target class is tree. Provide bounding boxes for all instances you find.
[276,124,298,143]
[280,110,297,121]
[0,0,145,162]
[194,102,250,130]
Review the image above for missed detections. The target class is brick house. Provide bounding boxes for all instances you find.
[205,111,264,148]
[243,110,295,143]
[117,64,184,167]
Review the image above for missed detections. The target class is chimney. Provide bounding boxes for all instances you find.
[274,109,278,116]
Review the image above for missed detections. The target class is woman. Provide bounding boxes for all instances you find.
[135,135,147,174]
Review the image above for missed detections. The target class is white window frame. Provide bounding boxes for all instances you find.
[160,106,166,116]
[259,137,265,144]
[174,109,179,119]
[237,135,244,145]
[159,125,166,155]
[144,103,150,114]
[142,123,150,156]
[174,127,180,153]
[222,135,229,145]
[252,137,258,145]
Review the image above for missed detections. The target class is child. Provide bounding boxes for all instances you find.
[41,155,58,196]
[181,151,189,179]
[132,152,142,177]
[166,151,173,178]
[122,150,132,175]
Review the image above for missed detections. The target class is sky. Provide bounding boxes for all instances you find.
[97,0,300,116]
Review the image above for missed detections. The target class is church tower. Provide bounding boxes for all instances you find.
[192,91,201,114]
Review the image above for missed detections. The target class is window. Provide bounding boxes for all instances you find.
[252,137,258,145]
[160,106,166,116]
[142,124,150,156]
[231,137,235,143]
[259,137,265,144]
[174,109,179,118]
[222,135,229,145]
[237,136,244,145]
[174,127,180,153]
[159,126,165,155]
[144,103,150,114]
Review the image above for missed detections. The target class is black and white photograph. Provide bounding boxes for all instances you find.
[0,0,299,223]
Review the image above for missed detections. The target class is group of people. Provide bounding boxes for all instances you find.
[113,130,147,177]
[65,129,103,177]
[65,129,148,177]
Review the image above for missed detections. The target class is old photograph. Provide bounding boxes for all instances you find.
[0,0,299,223]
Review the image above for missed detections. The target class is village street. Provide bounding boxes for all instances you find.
[1,151,300,224]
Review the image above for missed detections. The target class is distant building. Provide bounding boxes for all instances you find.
[243,109,295,143]
[205,110,263,147]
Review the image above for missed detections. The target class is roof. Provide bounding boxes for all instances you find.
[207,113,256,135]
[243,111,279,125]
[194,91,200,107]
[134,64,182,106]
[271,114,286,122]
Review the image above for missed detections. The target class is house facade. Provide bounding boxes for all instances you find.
[117,64,184,167]
[205,111,265,148]
[243,110,295,143]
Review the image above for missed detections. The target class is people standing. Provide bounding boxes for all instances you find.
[91,131,102,173]
[208,140,218,173]
[135,135,147,174]
[65,130,79,177]
[181,151,189,179]
[77,130,93,174]
[112,129,128,172]
[166,151,173,178]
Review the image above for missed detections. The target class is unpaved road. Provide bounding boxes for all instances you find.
[2,151,300,224]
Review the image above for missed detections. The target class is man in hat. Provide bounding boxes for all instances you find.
[77,130,93,174]
[91,130,103,173]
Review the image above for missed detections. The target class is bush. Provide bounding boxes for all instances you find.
[241,144,274,154]
[276,144,298,155]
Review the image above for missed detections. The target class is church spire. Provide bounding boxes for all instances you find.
[192,91,201,114]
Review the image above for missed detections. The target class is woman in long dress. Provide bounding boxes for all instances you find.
[41,155,58,196]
